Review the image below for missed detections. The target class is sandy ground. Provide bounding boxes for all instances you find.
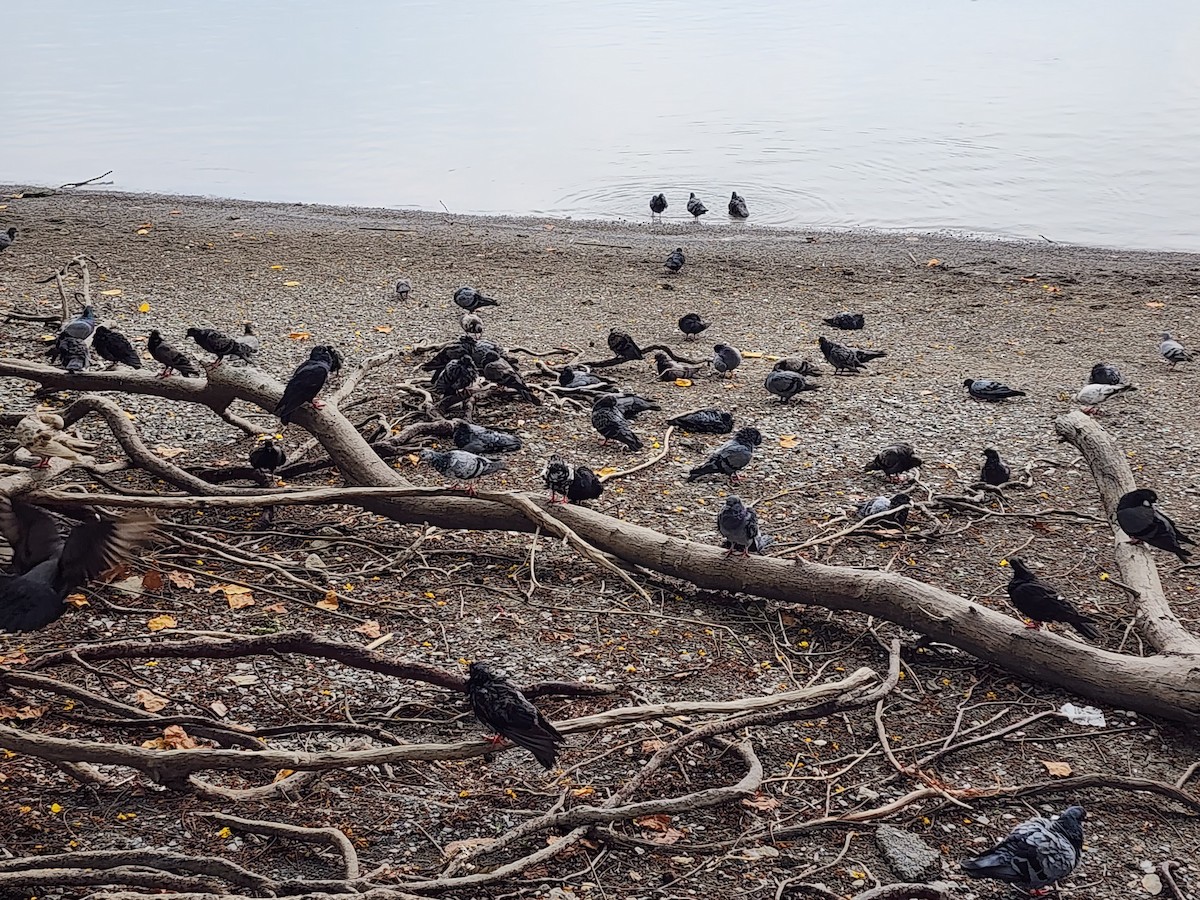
[1,188,1199,899]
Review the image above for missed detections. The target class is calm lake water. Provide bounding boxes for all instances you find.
[4,1,1200,250]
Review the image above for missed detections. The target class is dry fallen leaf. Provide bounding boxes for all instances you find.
[154,446,187,459]
[210,700,229,717]
[640,739,667,754]
[634,814,673,833]
[273,768,296,782]
[778,434,799,449]
[570,785,596,798]
[136,228,150,236]
[673,378,693,387]
[316,590,340,611]
[270,264,284,270]
[141,570,164,591]
[66,593,89,609]
[0,704,46,720]
[354,620,382,639]
[283,280,301,287]
[137,301,151,313]
[1041,760,1073,777]
[741,792,782,812]
[146,614,177,632]
[926,258,941,267]
[741,351,763,358]
[288,331,312,340]
[142,724,199,750]
[443,837,496,859]
[374,325,394,334]
[226,673,259,686]
[208,583,254,609]
[648,826,686,845]
[168,571,196,590]
[1145,301,1165,309]
[597,466,617,477]
[99,288,123,296]
[135,689,168,712]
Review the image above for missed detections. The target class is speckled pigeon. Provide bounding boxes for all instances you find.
[823,312,864,330]
[961,805,1086,895]
[964,378,1026,402]
[454,421,522,454]
[687,426,761,483]
[466,662,565,769]
[856,494,911,528]
[1088,362,1123,385]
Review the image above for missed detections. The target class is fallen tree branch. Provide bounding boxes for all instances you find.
[193,812,359,881]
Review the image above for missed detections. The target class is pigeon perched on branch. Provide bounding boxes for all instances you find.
[187,327,253,368]
[1116,489,1194,561]
[46,334,90,374]
[466,662,566,768]
[91,326,141,369]
[1005,558,1100,639]
[147,330,199,378]
[419,448,504,494]
[275,345,338,423]
[59,305,97,341]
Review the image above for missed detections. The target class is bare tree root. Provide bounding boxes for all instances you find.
[193,812,360,880]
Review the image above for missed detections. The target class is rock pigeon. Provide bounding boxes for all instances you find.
[0,498,157,632]
[275,345,337,423]
[91,326,141,369]
[187,327,253,367]
[687,427,761,482]
[541,456,603,505]
[249,437,286,474]
[147,330,200,379]
[823,312,865,330]
[434,355,479,401]
[650,193,668,217]
[655,353,701,381]
[461,312,484,336]
[325,345,345,374]
[981,448,1011,486]
[612,393,661,420]
[565,466,603,504]
[856,494,911,528]
[14,412,99,469]
[466,662,565,769]
[1116,489,1194,561]
[850,345,887,364]
[395,278,411,300]
[818,336,866,375]
[964,378,1026,402]
[608,329,644,361]
[235,323,261,359]
[1005,558,1100,638]
[666,408,734,434]
[591,395,642,451]
[728,192,749,218]
[677,312,708,341]
[717,496,768,556]
[961,806,1086,895]
[453,286,498,312]
[773,357,823,377]
[419,448,505,493]
[711,343,742,378]
[59,306,97,341]
[482,352,540,405]
[865,443,922,481]
[1159,332,1192,366]
[665,248,685,273]
[558,365,607,390]
[46,333,90,374]
[1088,362,1123,386]
[764,369,818,403]
[687,192,708,219]
[0,227,16,252]
[1075,381,1135,415]
[454,421,522,454]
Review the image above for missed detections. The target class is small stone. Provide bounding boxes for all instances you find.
[876,824,942,881]
[1142,872,1163,895]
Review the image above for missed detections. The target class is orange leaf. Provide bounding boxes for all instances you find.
[141,570,164,590]
[66,593,89,609]
[640,739,667,754]
[316,590,339,611]
[374,325,394,334]
[634,814,672,832]
[1041,760,1072,777]
[778,434,799,449]
[673,378,693,387]
[273,768,296,782]
[147,614,177,632]
[355,620,382,638]
[168,571,196,589]
[288,331,312,340]
[926,258,941,267]
[134,689,168,712]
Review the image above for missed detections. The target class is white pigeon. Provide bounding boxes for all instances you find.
[1075,381,1136,415]
[14,412,99,469]
[1160,332,1193,366]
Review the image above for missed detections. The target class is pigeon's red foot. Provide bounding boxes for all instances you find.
[1024,620,1042,630]
[158,368,172,378]
[488,734,505,746]
[1028,889,1052,897]
[33,457,51,469]
[723,547,736,558]
[740,547,751,558]
[466,484,478,497]
[310,399,326,410]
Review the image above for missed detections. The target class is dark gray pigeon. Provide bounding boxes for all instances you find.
[666,408,734,434]
[187,327,253,368]
[235,323,261,359]
[419,448,504,493]
[46,334,90,374]
[823,312,864,330]
[466,662,566,769]
[717,496,769,556]
[249,438,287,474]
[453,421,522,454]
[687,426,762,482]
[91,326,141,369]
[276,345,338,423]
[961,805,1086,894]
[764,369,818,403]
[727,192,749,218]
[711,343,742,378]
[856,494,911,528]
[850,345,887,364]
[395,278,411,300]
[1089,362,1123,385]
[558,365,607,390]
[1160,332,1192,366]
[613,393,661,420]
[964,378,1026,402]
[453,286,498,312]
[665,248,685,273]
[865,442,922,481]
[655,351,701,381]
[650,193,668,217]
[147,330,200,379]
[1116,489,1194,561]
[591,395,642,451]
[60,305,97,342]
[482,352,540,405]
[434,356,478,401]
[677,311,708,339]
[773,357,823,377]
[1006,558,1100,639]
[981,448,1011,486]
[687,192,708,219]
[0,227,16,252]
[818,336,866,375]
[608,329,644,361]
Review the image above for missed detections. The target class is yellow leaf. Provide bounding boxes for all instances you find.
[316,590,339,611]
[147,614,177,632]
[673,378,693,387]
[273,768,295,782]
[926,258,941,266]
[134,689,168,712]
[137,302,151,313]
[374,325,394,333]
[288,331,312,340]
[66,593,89,608]
[100,289,123,296]
[779,434,799,449]
[136,228,150,235]
[283,280,301,287]
[49,803,63,814]
[218,826,233,838]
[741,351,763,359]
[207,583,254,608]
[598,466,617,477]
[571,785,596,798]
[270,264,284,270]
[1041,760,1072,777]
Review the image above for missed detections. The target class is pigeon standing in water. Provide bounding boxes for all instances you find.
[453,286,499,312]
[856,494,911,528]
[1116,489,1194,561]
[728,192,749,218]
[591,395,642,451]
[961,806,1086,896]
[91,326,141,369]
[717,496,769,556]
[1159,332,1192,366]
[865,443,922,482]
[666,408,734,434]
[677,312,708,340]
[1075,381,1136,415]
[665,248,686,273]
[46,334,90,373]
[466,662,566,769]
[818,336,867,375]
[249,437,286,475]
[147,331,200,378]
[275,345,337,424]
[980,448,1011,486]
[650,193,668,218]
[963,378,1026,402]
[823,312,865,330]
[0,227,16,252]
[187,327,253,368]
[461,312,484,336]
[0,498,157,633]
[764,369,818,403]
[711,343,742,378]
[419,448,505,494]
[608,329,644,361]
[1089,362,1124,385]
[686,192,707,220]
[453,421,522,454]
[1005,558,1100,639]
[687,426,762,482]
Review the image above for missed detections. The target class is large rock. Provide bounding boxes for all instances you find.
[875,824,942,881]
